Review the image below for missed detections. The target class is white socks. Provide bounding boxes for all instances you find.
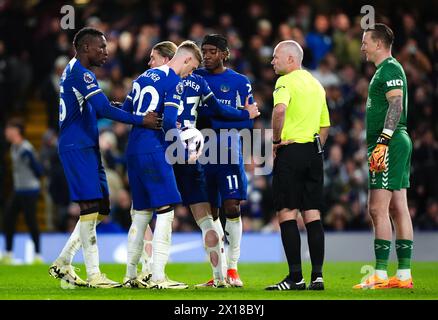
[197,216,224,281]
[141,225,153,274]
[79,213,100,278]
[126,210,152,279]
[396,269,411,281]
[57,215,104,266]
[151,210,174,282]
[225,217,242,270]
[57,221,82,265]
[375,269,388,280]
[213,218,227,277]
[141,239,153,274]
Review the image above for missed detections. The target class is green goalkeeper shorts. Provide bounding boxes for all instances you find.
[368,130,412,190]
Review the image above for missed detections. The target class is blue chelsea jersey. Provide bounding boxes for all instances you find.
[125,65,183,155]
[194,68,254,110]
[194,68,254,160]
[58,58,104,153]
[177,74,214,128]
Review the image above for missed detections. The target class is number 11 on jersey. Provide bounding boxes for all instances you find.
[227,175,239,190]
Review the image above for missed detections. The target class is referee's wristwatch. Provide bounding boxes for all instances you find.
[272,138,282,145]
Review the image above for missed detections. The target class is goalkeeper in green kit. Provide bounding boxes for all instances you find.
[354,23,413,289]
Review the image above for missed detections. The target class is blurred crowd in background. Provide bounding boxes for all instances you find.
[0,0,437,234]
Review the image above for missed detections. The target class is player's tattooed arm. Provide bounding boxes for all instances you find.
[384,95,403,132]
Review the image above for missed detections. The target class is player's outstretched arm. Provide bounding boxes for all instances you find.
[89,92,162,129]
[209,88,256,129]
[89,92,143,125]
[203,94,259,120]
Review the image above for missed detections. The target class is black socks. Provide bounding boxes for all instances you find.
[280,220,303,282]
[305,220,325,281]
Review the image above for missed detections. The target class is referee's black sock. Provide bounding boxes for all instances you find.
[305,220,325,281]
[280,220,303,283]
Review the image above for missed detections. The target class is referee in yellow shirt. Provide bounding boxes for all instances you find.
[266,40,330,291]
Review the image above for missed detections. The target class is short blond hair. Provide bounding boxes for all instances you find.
[152,41,177,59]
[177,40,202,63]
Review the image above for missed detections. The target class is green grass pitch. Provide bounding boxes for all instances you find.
[1,262,437,300]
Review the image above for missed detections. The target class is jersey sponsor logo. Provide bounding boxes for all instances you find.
[220,84,230,92]
[86,83,97,90]
[176,82,184,95]
[218,99,231,105]
[274,85,285,93]
[83,72,94,84]
[386,79,403,87]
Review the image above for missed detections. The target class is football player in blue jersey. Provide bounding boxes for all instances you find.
[136,41,260,287]
[134,41,178,285]
[177,55,260,288]
[194,34,255,287]
[48,27,161,288]
[132,41,260,288]
[121,41,202,289]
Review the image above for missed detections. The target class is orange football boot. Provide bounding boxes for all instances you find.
[353,274,389,289]
[227,269,243,287]
[388,276,413,289]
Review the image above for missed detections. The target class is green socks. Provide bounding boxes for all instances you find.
[374,239,413,272]
[375,239,391,271]
[395,239,413,270]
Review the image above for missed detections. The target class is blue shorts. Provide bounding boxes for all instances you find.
[204,162,248,208]
[59,147,109,202]
[127,152,181,210]
[173,162,209,206]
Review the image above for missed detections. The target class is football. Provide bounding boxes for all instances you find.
[179,127,204,161]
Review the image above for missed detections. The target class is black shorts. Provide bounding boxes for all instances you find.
[273,142,323,211]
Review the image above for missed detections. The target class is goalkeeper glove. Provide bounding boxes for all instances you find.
[369,133,391,173]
